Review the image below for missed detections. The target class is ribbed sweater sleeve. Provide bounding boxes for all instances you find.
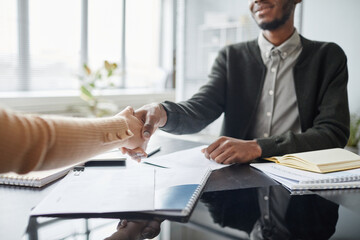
[0,108,131,174]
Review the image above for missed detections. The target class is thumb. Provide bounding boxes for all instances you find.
[142,110,159,139]
[142,123,154,139]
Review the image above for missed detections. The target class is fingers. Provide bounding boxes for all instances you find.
[109,219,162,240]
[123,147,147,162]
[141,220,162,239]
[117,106,135,117]
[202,137,234,164]
[202,138,222,160]
[124,106,134,115]
[117,219,128,230]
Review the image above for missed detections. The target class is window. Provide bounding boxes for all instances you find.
[29,0,81,91]
[88,0,123,74]
[0,0,18,91]
[0,0,172,94]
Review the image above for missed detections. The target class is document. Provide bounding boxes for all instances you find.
[32,168,154,215]
[31,167,211,222]
[143,145,230,170]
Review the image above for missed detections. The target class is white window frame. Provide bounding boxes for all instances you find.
[0,0,176,114]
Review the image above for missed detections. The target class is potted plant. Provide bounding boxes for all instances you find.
[78,61,121,117]
[346,114,360,154]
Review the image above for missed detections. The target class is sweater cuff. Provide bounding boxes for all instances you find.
[95,117,133,144]
[159,101,180,133]
[256,137,278,158]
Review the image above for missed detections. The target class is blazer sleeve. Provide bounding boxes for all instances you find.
[160,48,228,134]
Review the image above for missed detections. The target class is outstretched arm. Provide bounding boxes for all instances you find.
[0,106,146,174]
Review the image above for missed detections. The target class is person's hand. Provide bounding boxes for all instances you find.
[122,103,167,160]
[201,136,262,164]
[115,106,147,157]
[135,103,167,139]
[104,219,163,240]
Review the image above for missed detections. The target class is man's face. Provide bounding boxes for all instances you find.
[248,0,296,30]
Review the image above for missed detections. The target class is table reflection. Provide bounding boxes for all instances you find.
[23,217,162,240]
[201,186,339,240]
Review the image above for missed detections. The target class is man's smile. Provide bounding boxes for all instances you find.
[253,3,274,16]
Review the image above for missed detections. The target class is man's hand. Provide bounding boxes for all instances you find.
[135,103,167,139]
[122,103,167,161]
[104,219,163,240]
[201,136,262,164]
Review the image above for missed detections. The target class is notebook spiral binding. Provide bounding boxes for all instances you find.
[183,168,212,214]
[301,174,360,184]
[0,173,44,187]
[0,175,39,187]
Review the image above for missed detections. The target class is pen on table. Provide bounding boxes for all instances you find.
[147,146,161,158]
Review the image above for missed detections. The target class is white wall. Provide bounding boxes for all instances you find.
[301,0,360,114]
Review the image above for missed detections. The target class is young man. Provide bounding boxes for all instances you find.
[130,0,349,164]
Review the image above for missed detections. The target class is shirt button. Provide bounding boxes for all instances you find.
[269,90,274,96]
[271,67,276,73]
[264,214,269,220]
[264,196,269,201]
[266,112,272,117]
[264,133,269,137]
[281,52,288,58]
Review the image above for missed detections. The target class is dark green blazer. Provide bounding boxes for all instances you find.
[161,36,349,157]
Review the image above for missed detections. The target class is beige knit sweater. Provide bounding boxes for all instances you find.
[0,108,133,174]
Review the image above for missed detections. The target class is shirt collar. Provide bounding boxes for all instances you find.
[258,29,302,60]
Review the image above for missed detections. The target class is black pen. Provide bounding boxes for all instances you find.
[147,146,161,158]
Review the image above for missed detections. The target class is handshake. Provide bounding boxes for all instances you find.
[117,102,262,165]
[115,103,167,161]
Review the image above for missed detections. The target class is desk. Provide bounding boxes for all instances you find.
[1,134,360,240]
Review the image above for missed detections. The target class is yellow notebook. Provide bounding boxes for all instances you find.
[266,148,360,173]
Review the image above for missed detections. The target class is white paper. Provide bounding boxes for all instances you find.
[143,145,230,171]
[155,168,210,190]
[251,162,360,184]
[31,168,155,215]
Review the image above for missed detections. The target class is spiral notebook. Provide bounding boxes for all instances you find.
[0,166,73,188]
[251,163,360,191]
[31,167,211,222]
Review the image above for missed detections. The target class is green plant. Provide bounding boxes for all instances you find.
[347,114,360,147]
[78,61,120,117]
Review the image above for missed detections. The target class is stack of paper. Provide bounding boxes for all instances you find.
[251,163,360,191]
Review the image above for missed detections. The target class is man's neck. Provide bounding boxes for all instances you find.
[261,20,295,46]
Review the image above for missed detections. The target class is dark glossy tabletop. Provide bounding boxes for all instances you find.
[190,164,360,240]
[2,134,360,239]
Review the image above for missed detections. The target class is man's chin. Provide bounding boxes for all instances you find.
[257,19,283,31]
